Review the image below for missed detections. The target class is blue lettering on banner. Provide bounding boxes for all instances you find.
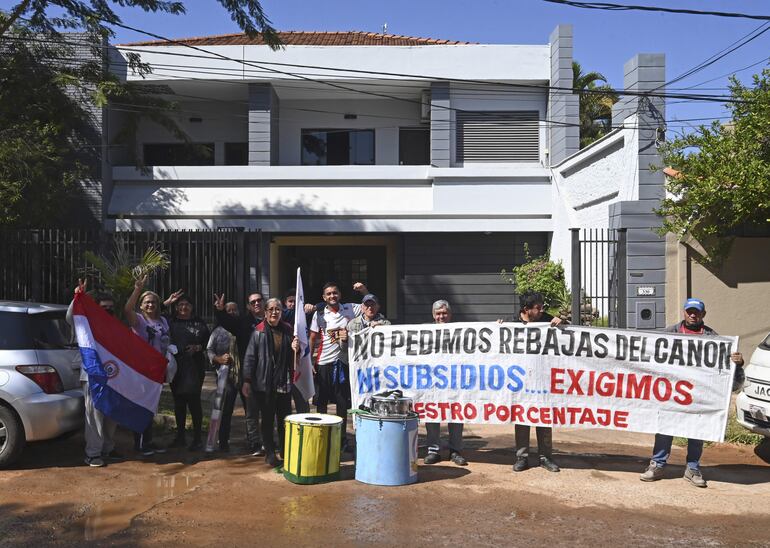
[356,364,528,395]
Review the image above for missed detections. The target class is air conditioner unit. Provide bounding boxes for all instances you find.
[420,89,431,123]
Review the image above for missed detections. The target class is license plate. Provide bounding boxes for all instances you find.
[753,383,770,400]
[749,404,767,422]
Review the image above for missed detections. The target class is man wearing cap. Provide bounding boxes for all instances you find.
[346,294,391,335]
[640,298,744,488]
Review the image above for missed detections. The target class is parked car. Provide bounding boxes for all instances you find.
[736,332,770,438]
[0,301,84,468]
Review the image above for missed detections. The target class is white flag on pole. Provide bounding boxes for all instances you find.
[293,267,316,400]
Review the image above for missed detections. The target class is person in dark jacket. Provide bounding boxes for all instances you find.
[213,291,265,455]
[167,294,210,451]
[640,298,744,488]
[242,298,299,467]
[511,291,565,473]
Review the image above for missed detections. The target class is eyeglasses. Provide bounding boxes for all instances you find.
[249,298,263,305]
[266,307,282,314]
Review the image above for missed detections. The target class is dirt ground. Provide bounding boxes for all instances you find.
[2,383,770,547]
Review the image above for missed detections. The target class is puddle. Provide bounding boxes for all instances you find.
[70,473,203,541]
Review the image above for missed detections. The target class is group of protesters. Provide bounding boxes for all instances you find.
[73,276,745,489]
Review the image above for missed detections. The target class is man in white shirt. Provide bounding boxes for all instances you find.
[309,281,368,451]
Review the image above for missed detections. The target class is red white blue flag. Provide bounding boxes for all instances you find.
[72,292,167,433]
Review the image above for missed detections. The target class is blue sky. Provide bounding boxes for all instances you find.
[4,0,770,133]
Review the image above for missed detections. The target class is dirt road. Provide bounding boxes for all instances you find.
[2,414,769,547]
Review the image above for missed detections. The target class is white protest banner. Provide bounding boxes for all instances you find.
[349,323,738,442]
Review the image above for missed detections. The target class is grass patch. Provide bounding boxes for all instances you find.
[156,388,212,432]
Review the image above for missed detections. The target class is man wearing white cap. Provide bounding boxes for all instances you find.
[640,298,744,488]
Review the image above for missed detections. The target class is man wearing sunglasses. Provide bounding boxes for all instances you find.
[214,291,267,456]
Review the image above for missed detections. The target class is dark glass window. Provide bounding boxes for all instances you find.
[301,129,375,165]
[399,127,430,165]
[143,143,215,166]
[225,142,248,165]
[0,311,72,350]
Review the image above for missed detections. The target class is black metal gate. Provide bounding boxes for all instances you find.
[0,229,260,323]
[570,228,627,327]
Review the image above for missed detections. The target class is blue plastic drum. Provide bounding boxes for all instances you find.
[354,413,419,486]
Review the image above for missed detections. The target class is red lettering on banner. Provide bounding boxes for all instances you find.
[438,402,450,421]
[674,380,694,406]
[414,402,424,417]
[540,406,552,425]
[595,372,614,397]
[526,407,539,423]
[567,369,585,395]
[579,407,597,425]
[614,411,629,428]
[550,368,565,394]
[552,406,566,425]
[511,405,524,422]
[567,407,581,423]
[450,402,463,421]
[496,405,510,422]
[653,377,672,402]
[425,403,438,420]
[483,403,495,420]
[464,404,478,420]
[626,374,652,400]
[597,408,611,426]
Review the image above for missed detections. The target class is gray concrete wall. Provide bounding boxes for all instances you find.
[609,53,667,329]
[248,83,277,166]
[430,81,451,168]
[548,25,579,165]
[399,232,549,323]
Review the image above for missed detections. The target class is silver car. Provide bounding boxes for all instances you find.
[0,301,84,468]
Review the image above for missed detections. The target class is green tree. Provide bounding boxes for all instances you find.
[657,69,770,264]
[0,1,279,226]
[573,60,619,148]
[501,244,569,312]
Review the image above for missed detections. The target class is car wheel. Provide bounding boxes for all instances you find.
[0,405,25,468]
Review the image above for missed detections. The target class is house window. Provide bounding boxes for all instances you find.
[399,127,430,165]
[143,143,215,166]
[301,129,375,165]
[225,142,248,165]
[456,111,539,162]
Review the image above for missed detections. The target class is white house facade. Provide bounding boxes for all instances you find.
[101,27,667,326]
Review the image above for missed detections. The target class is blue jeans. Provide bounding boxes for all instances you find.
[652,434,703,470]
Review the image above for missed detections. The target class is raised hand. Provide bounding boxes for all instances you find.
[74,278,88,294]
[134,274,148,290]
[353,281,368,294]
[164,289,184,307]
[213,293,225,311]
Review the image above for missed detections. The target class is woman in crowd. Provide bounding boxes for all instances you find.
[165,293,210,451]
[124,276,171,456]
[242,298,298,467]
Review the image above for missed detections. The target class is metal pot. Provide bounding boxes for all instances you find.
[369,394,414,417]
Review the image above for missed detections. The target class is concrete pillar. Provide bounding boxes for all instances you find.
[248,83,279,166]
[430,81,451,167]
[548,25,579,165]
[609,53,667,329]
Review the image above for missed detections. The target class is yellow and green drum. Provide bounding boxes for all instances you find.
[283,413,342,484]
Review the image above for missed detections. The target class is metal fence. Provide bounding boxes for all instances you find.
[0,229,260,323]
[570,228,627,327]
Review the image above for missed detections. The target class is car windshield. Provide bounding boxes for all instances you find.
[761,333,770,351]
[0,311,72,350]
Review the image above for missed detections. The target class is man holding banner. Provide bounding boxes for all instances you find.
[512,291,565,473]
[640,298,744,488]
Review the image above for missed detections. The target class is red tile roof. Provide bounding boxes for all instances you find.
[121,31,470,47]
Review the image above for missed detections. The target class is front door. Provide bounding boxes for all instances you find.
[278,245,388,314]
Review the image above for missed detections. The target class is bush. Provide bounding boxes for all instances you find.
[501,244,569,310]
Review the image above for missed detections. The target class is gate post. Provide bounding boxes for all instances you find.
[617,228,628,328]
[570,228,581,325]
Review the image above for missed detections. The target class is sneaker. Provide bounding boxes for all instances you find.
[539,456,560,473]
[139,445,155,457]
[513,456,529,472]
[265,452,283,468]
[640,461,664,482]
[450,452,468,466]
[85,456,106,467]
[251,445,266,457]
[102,450,124,461]
[188,439,203,452]
[684,467,707,488]
[424,452,442,465]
